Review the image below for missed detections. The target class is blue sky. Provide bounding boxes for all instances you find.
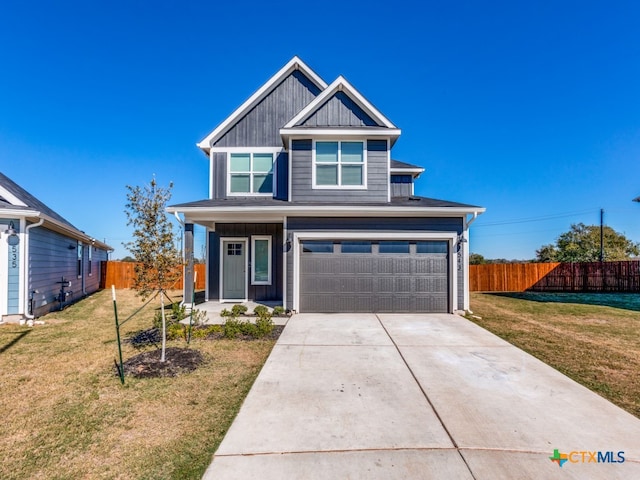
[2,1,639,260]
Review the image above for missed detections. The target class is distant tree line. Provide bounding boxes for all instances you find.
[471,223,640,265]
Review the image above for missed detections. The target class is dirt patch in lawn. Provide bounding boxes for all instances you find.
[120,347,206,378]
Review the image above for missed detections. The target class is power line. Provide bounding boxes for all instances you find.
[473,209,596,228]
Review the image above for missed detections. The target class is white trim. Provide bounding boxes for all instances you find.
[283,76,397,129]
[462,218,470,311]
[292,231,458,313]
[0,185,28,207]
[387,139,391,203]
[205,226,211,301]
[283,216,288,309]
[209,149,214,199]
[219,237,248,302]
[212,146,285,153]
[287,137,292,202]
[168,205,485,218]
[251,235,272,285]
[226,151,278,197]
[197,57,327,152]
[312,139,368,190]
[281,128,401,138]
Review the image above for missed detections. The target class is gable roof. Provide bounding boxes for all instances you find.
[197,57,327,154]
[0,172,112,250]
[391,159,425,178]
[280,76,401,146]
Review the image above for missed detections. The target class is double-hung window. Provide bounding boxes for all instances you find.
[314,141,365,188]
[229,153,274,195]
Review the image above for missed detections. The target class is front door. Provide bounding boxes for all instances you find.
[222,239,247,300]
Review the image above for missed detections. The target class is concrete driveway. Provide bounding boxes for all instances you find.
[203,313,640,479]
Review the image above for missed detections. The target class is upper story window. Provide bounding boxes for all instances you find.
[228,153,273,195]
[313,141,366,188]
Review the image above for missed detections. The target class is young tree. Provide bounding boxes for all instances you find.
[124,178,182,362]
[536,223,639,263]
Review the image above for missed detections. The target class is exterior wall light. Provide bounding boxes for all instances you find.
[4,221,19,246]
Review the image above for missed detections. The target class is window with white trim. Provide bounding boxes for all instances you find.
[228,153,274,195]
[251,236,271,285]
[313,141,365,188]
[77,241,83,277]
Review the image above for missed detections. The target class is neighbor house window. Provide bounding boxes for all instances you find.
[314,141,365,188]
[229,153,273,194]
[88,246,93,276]
[251,236,271,285]
[77,241,83,277]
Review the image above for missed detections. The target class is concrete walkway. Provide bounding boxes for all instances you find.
[203,313,640,479]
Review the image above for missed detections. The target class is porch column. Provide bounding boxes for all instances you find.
[184,223,194,306]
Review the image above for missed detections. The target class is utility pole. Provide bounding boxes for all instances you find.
[599,208,604,262]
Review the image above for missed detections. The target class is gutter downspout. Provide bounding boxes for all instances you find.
[24,218,44,319]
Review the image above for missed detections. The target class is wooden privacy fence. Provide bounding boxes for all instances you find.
[469,263,560,292]
[470,261,640,293]
[100,261,206,289]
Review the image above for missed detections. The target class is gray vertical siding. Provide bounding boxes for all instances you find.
[285,217,464,311]
[301,92,379,127]
[211,152,226,199]
[28,226,108,317]
[208,223,283,302]
[290,139,388,202]
[213,70,321,148]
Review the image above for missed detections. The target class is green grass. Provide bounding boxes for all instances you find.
[469,292,640,418]
[0,289,276,480]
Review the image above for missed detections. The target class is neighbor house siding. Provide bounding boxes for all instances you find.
[301,92,379,127]
[28,227,108,317]
[285,216,464,309]
[289,139,388,202]
[208,223,283,302]
[213,70,322,148]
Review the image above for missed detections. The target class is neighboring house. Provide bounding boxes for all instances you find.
[168,57,485,313]
[0,172,112,320]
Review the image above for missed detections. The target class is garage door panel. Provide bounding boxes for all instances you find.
[299,240,450,313]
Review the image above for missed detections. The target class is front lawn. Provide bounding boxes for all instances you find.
[469,292,640,418]
[0,289,277,480]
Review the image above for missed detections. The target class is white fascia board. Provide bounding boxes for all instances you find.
[390,167,425,174]
[0,185,28,207]
[280,128,401,138]
[171,205,485,220]
[196,57,328,153]
[283,76,397,129]
[0,208,39,218]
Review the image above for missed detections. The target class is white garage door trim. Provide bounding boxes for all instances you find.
[292,231,458,313]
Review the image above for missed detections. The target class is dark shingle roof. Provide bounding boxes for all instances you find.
[391,159,423,170]
[170,195,480,210]
[0,172,80,230]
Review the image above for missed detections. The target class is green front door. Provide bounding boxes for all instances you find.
[222,240,246,300]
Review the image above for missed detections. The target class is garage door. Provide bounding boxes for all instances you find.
[299,240,450,313]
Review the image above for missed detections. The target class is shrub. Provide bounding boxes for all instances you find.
[220,308,232,317]
[231,304,248,316]
[166,322,186,340]
[253,305,269,317]
[223,318,243,339]
[190,324,222,339]
[272,306,285,316]
[255,316,274,338]
[239,321,258,337]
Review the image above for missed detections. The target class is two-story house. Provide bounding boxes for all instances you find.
[168,57,484,313]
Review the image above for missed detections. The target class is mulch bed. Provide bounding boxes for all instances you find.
[119,347,205,378]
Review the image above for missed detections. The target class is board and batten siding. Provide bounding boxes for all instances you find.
[213,70,322,148]
[301,92,380,127]
[29,227,108,317]
[285,216,465,310]
[290,139,388,202]
[208,223,283,302]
